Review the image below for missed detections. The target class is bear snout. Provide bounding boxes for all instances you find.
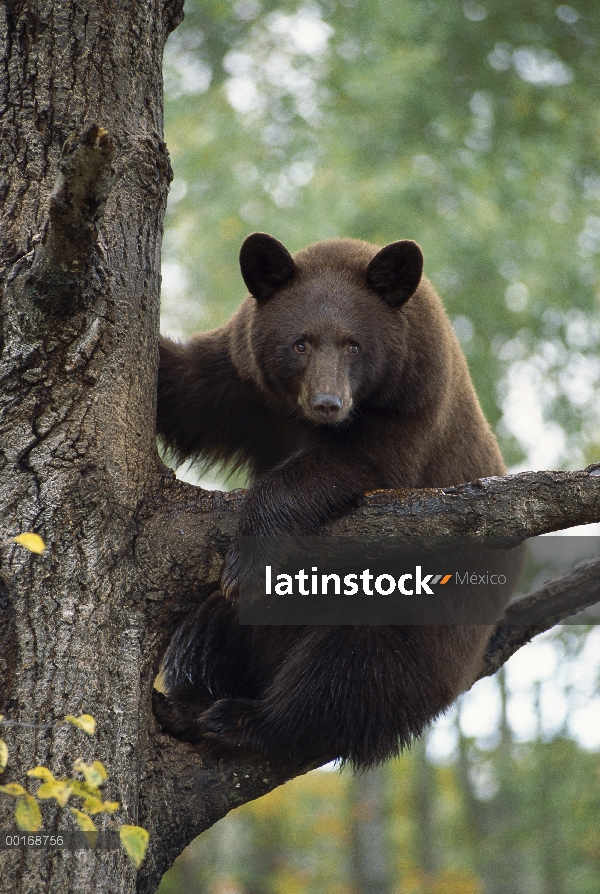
[311,392,343,420]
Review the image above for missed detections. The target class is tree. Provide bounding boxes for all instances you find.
[1,3,599,893]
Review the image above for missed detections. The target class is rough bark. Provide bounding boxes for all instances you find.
[1,3,600,894]
[24,125,115,307]
[0,2,171,892]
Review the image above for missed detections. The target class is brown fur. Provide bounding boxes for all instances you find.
[155,234,508,769]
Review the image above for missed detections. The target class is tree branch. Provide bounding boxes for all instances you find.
[162,0,185,34]
[137,730,317,894]
[479,554,600,679]
[25,124,115,306]
[327,464,600,540]
[141,464,600,617]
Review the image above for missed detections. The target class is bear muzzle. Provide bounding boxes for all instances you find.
[311,392,344,420]
[296,350,353,424]
[299,390,352,425]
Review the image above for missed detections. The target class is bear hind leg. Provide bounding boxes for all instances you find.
[152,680,215,743]
[197,697,270,755]
[198,697,336,767]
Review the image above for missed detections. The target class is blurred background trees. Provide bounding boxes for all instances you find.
[161,0,600,472]
[158,631,600,894]
[157,1,600,890]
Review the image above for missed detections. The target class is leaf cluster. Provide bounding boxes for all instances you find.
[0,714,149,869]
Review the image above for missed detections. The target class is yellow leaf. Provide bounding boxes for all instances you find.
[64,714,96,736]
[27,766,55,782]
[70,808,99,847]
[80,796,118,815]
[15,794,42,831]
[13,532,46,554]
[37,780,73,808]
[70,807,97,833]
[79,798,119,815]
[119,825,149,869]
[80,795,104,815]
[0,783,26,797]
[100,800,119,814]
[0,740,8,773]
[73,759,107,788]
[70,779,101,799]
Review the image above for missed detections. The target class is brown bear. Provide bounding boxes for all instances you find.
[155,233,509,769]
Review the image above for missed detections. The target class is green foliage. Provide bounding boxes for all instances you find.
[159,697,600,894]
[0,714,148,867]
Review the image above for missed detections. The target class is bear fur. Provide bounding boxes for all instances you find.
[155,233,508,769]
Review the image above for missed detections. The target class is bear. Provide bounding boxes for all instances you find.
[154,232,510,770]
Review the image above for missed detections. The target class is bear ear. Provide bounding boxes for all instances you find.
[365,240,424,307]
[239,232,296,300]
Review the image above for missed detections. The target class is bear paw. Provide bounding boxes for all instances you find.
[152,687,215,743]
[220,542,241,601]
[199,697,267,755]
[221,537,278,602]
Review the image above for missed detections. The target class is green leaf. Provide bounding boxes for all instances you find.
[64,714,96,736]
[0,783,26,797]
[0,740,8,773]
[27,766,55,782]
[15,794,42,831]
[119,825,149,869]
[13,532,46,554]
[73,759,107,787]
[37,780,73,808]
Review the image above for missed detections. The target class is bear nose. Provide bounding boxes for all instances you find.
[312,393,343,419]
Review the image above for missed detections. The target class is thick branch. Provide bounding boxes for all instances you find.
[141,464,600,613]
[25,125,115,305]
[137,730,319,894]
[479,554,600,679]
[162,0,185,34]
[327,464,600,540]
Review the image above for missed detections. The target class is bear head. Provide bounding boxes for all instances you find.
[236,232,425,425]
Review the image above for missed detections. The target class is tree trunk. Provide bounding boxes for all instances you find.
[2,4,600,894]
[0,1,174,890]
[349,766,392,894]
[412,737,437,879]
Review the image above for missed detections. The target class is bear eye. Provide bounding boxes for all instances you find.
[348,342,360,355]
[294,341,307,354]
